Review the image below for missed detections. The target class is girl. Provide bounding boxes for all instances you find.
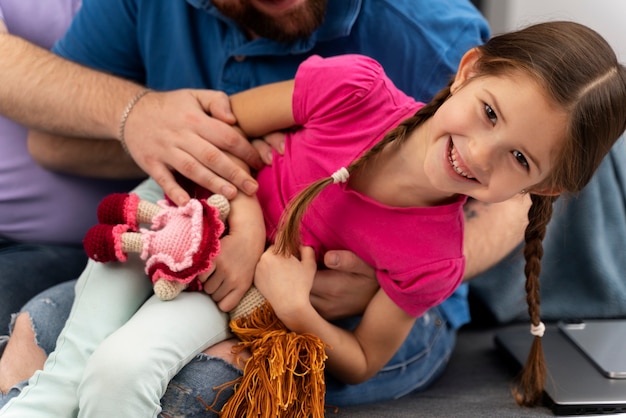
[2,21,625,417]
[231,20,626,407]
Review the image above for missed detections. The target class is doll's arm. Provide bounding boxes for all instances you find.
[254,246,415,384]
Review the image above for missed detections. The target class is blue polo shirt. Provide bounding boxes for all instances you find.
[54,0,489,328]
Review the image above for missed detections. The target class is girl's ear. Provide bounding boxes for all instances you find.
[451,48,482,93]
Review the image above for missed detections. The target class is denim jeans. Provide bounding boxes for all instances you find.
[0,279,75,409]
[1,280,456,416]
[160,305,456,417]
[0,179,458,415]
[324,306,455,406]
[0,239,87,333]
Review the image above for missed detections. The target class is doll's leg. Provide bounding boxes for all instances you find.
[0,257,152,418]
[77,292,230,418]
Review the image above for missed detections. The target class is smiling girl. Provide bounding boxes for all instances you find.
[2,21,624,417]
[228,20,626,408]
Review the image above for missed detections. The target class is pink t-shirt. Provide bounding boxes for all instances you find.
[257,55,466,317]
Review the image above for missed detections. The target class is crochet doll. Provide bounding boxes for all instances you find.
[83,192,230,300]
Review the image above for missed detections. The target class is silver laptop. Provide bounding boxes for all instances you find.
[495,320,626,415]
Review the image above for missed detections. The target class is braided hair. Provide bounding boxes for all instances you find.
[275,21,626,407]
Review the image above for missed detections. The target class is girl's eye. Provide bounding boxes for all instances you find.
[484,103,498,125]
[512,150,529,170]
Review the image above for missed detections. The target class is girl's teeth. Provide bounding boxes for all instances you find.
[448,145,475,179]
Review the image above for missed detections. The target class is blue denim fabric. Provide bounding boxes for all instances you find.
[325,305,455,407]
[10,280,76,356]
[0,239,86,334]
[4,281,455,416]
[159,355,242,418]
[159,306,455,416]
[0,280,76,410]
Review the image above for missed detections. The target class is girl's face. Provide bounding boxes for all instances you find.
[423,54,567,203]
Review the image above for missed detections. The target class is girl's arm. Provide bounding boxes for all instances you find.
[201,154,266,312]
[255,246,416,384]
[229,80,296,138]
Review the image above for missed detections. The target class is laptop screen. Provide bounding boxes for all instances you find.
[495,321,626,416]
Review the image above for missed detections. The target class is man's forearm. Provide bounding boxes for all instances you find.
[462,195,531,280]
[0,33,143,139]
[28,131,146,179]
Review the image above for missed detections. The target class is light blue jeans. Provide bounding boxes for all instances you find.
[0,280,456,416]
[0,178,457,416]
[0,179,232,418]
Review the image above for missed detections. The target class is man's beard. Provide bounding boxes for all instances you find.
[214,0,328,43]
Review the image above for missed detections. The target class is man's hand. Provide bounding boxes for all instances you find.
[123,89,264,206]
[311,250,378,320]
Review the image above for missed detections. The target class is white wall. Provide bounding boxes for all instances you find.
[481,0,626,61]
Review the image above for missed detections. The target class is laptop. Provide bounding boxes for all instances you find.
[495,320,626,415]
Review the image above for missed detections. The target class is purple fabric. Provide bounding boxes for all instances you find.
[0,0,139,244]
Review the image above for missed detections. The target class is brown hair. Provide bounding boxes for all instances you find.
[476,21,626,406]
[274,21,626,406]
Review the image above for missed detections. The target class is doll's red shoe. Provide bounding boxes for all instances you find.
[96,193,141,230]
[84,224,130,262]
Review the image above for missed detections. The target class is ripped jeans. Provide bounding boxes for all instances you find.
[0,179,459,416]
[0,280,456,417]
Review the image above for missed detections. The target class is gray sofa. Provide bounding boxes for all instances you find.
[334,323,555,418]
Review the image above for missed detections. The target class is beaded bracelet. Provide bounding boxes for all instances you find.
[118,88,153,154]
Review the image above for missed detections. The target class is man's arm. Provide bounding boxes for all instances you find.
[27,132,145,179]
[0,33,261,204]
[462,195,530,280]
[0,32,136,139]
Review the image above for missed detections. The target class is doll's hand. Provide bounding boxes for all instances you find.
[254,246,317,318]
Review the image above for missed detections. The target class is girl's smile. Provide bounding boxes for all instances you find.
[447,138,478,182]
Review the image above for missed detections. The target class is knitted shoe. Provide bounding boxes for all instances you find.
[84,224,130,262]
[96,193,141,230]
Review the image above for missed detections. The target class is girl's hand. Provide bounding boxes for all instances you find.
[254,246,317,318]
[199,154,265,312]
[200,226,264,312]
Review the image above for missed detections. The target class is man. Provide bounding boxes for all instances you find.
[1,0,498,415]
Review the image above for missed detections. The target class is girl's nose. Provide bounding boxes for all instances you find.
[468,140,495,175]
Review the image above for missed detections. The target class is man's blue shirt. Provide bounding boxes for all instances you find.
[54,0,490,328]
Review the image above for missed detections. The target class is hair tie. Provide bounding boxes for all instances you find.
[331,167,350,184]
[530,321,546,337]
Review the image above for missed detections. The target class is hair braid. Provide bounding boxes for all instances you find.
[513,194,557,406]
